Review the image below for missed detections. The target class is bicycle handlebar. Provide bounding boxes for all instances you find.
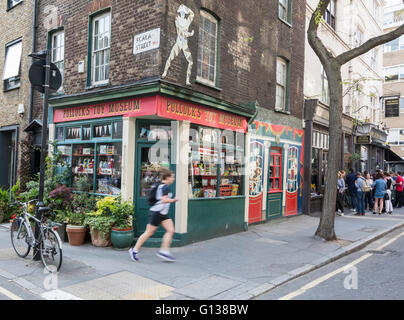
[8,199,39,207]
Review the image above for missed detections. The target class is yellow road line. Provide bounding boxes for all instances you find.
[278,230,404,300]
[0,286,23,300]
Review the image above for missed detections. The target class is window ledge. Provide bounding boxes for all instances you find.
[274,107,290,115]
[6,1,23,11]
[278,17,292,28]
[195,79,222,92]
[3,85,20,92]
[86,81,110,90]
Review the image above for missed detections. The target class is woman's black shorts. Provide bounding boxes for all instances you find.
[148,210,170,227]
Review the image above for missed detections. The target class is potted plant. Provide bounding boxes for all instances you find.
[65,209,86,246]
[84,196,116,247]
[111,198,135,249]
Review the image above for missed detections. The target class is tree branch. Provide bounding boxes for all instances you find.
[307,0,334,66]
[336,23,404,66]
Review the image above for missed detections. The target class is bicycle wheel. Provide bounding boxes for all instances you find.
[40,228,63,272]
[10,219,31,258]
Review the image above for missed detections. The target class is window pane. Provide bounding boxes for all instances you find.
[112,121,123,139]
[66,126,81,140]
[93,123,112,138]
[385,67,399,81]
[96,143,122,195]
[3,41,22,80]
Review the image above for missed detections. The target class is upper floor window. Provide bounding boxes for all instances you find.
[321,66,330,105]
[197,11,218,87]
[51,30,64,92]
[384,35,404,52]
[278,0,291,23]
[324,0,336,29]
[370,48,377,69]
[384,8,404,26]
[3,39,22,91]
[91,12,111,85]
[7,0,22,10]
[384,65,404,82]
[353,28,363,48]
[276,57,289,111]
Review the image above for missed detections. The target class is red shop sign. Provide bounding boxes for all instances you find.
[53,94,248,133]
[53,96,157,123]
[157,96,248,133]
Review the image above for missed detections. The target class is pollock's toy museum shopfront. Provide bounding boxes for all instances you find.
[49,89,304,246]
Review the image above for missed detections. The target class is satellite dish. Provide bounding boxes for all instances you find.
[28,60,62,93]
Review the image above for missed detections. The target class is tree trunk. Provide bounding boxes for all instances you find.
[315,62,342,241]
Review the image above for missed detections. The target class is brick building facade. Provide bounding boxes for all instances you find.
[32,0,305,244]
[0,0,37,190]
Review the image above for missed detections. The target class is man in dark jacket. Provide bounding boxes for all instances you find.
[346,168,357,211]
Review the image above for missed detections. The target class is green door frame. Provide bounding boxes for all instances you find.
[133,120,176,238]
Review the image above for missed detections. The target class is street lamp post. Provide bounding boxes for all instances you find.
[351,105,369,172]
[29,50,51,261]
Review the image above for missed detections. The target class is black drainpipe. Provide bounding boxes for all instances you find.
[28,0,38,122]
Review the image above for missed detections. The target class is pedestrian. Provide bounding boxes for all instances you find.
[336,170,346,216]
[385,172,394,215]
[129,168,179,262]
[395,171,404,208]
[355,172,366,216]
[346,168,357,212]
[363,171,374,212]
[372,172,387,215]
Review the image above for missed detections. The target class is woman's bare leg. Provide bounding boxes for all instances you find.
[134,224,158,252]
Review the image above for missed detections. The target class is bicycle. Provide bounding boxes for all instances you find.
[9,200,63,272]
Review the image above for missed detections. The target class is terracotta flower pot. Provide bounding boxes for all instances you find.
[89,226,111,247]
[66,225,86,246]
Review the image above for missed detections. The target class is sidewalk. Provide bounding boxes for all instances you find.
[1,209,404,300]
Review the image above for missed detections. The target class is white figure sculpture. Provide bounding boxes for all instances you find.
[162,4,195,86]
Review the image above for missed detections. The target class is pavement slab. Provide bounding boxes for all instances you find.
[1,210,404,300]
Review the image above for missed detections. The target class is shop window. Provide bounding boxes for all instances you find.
[93,123,112,138]
[138,123,172,141]
[96,143,122,195]
[197,10,219,87]
[188,126,244,198]
[3,39,22,91]
[269,147,282,192]
[311,148,319,193]
[287,147,298,193]
[66,126,81,140]
[55,119,123,195]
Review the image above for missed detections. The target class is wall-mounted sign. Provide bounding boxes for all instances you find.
[157,96,248,133]
[53,96,157,123]
[355,135,371,144]
[133,28,160,55]
[385,98,400,117]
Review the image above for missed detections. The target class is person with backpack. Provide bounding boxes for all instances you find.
[384,172,394,214]
[355,172,366,216]
[129,168,179,262]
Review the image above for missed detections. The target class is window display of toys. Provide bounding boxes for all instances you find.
[83,148,91,155]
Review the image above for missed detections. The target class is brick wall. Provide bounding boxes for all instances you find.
[0,0,34,184]
[34,0,305,121]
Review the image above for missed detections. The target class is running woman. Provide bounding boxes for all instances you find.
[129,168,179,262]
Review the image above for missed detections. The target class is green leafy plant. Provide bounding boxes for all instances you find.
[84,215,115,240]
[112,196,135,230]
[65,209,86,226]
[349,152,362,162]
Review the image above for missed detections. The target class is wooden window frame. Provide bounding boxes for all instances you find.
[269,147,283,193]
